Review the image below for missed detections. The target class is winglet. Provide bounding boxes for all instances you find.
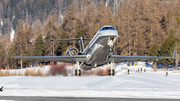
[173,48,176,59]
[4,46,10,58]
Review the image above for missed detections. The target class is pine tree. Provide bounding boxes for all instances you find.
[148,43,160,69]
[9,43,15,69]
[0,40,9,69]
[44,10,59,56]
[23,18,34,67]
[24,18,34,55]
[44,33,51,56]
[14,19,34,68]
[160,15,167,32]
[158,29,180,65]
[14,20,25,69]
[75,29,84,49]
[35,34,45,56]
[148,43,159,56]
[76,29,84,38]
[56,27,68,56]
[175,16,180,27]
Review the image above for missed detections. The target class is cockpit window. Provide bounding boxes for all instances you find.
[100,27,116,31]
[102,27,109,30]
[109,27,116,30]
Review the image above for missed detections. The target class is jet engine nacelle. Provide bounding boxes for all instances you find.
[65,47,79,56]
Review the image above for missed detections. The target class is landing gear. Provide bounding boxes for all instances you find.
[109,46,113,55]
[108,62,116,76]
[75,62,82,76]
[108,69,115,76]
[108,37,115,55]
[112,69,115,76]
[75,69,81,76]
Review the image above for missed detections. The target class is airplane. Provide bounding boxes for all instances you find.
[5,25,174,76]
[0,86,3,92]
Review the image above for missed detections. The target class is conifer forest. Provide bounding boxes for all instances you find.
[0,0,180,69]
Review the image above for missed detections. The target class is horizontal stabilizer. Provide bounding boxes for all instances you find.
[50,38,91,41]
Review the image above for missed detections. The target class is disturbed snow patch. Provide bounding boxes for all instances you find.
[1,62,180,98]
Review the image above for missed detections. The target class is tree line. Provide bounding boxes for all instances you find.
[1,0,180,69]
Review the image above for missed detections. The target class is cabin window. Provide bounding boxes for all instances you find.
[100,27,116,31]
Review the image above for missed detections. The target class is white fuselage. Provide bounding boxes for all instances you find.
[82,25,118,68]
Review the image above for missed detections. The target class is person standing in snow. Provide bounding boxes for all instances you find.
[127,69,130,75]
[166,72,168,76]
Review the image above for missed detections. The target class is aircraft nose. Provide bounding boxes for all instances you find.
[114,31,118,37]
[105,30,118,38]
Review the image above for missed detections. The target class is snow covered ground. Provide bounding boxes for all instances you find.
[0,62,180,99]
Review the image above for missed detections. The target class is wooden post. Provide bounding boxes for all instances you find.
[153,62,157,71]
[128,62,131,66]
[20,59,22,69]
[175,47,179,69]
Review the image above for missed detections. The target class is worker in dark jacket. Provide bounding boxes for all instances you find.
[166,72,168,77]
[127,69,130,75]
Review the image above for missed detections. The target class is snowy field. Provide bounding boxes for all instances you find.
[0,62,180,99]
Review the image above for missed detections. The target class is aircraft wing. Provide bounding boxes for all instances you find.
[108,55,173,63]
[10,55,88,63]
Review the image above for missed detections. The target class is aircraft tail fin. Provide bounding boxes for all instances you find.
[50,37,91,53]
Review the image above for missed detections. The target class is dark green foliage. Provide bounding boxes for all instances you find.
[35,34,45,56]
[160,15,167,31]
[75,29,84,49]
[137,51,147,56]
[158,29,180,65]
[175,16,180,27]
[76,29,84,38]
[23,50,32,67]
[148,43,159,56]
[169,29,175,38]
[56,28,68,56]
[45,33,52,56]
[9,43,15,68]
